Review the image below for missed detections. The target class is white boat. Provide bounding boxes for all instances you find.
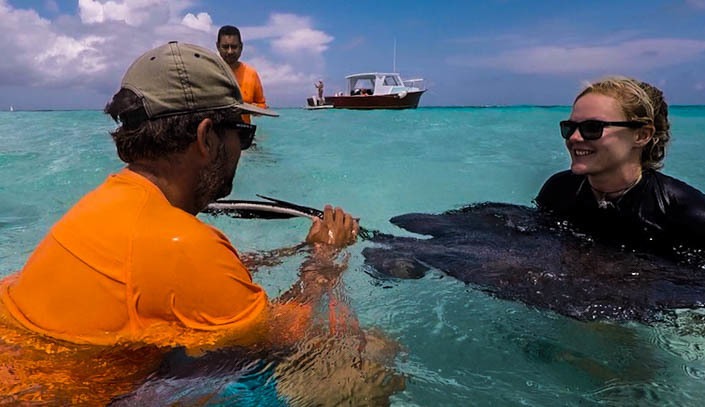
[306,72,426,110]
[303,104,334,110]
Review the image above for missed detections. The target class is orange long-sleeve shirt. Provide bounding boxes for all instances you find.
[231,62,267,124]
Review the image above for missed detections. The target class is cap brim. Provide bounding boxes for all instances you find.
[240,103,279,117]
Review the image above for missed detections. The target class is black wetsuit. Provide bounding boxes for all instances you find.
[535,169,705,253]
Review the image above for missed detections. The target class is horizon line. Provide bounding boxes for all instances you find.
[4,104,705,112]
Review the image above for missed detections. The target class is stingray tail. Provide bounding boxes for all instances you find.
[203,197,323,220]
[203,195,373,239]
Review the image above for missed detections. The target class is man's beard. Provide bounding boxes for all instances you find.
[195,144,235,209]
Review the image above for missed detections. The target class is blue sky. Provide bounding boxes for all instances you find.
[1,0,704,110]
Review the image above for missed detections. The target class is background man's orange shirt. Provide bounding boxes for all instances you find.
[232,62,267,124]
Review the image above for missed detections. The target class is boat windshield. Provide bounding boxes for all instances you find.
[383,76,401,86]
[351,78,374,89]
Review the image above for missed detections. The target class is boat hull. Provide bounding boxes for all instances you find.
[306,90,425,110]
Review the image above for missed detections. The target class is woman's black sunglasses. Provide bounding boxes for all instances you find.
[559,120,645,141]
[217,121,257,150]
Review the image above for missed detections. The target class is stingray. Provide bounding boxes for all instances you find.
[202,197,705,323]
[361,202,705,324]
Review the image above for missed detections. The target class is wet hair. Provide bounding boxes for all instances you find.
[637,82,670,170]
[104,88,241,163]
[217,25,242,44]
[575,76,671,170]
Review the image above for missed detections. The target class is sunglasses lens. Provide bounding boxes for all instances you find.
[559,120,605,140]
[239,136,250,150]
[238,125,256,150]
[579,121,604,140]
[219,122,255,150]
[560,121,577,139]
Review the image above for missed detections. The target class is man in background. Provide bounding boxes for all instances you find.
[217,25,268,125]
[315,80,325,105]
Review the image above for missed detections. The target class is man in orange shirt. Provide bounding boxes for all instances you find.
[0,41,369,403]
[217,25,268,125]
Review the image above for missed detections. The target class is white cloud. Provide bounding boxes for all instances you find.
[449,38,705,75]
[244,13,312,40]
[182,12,212,32]
[239,13,334,54]
[271,28,333,54]
[78,0,198,27]
[248,56,315,87]
[0,1,333,107]
[35,35,108,80]
[78,0,170,26]
[0,0,212,90]
[0,4,58,84]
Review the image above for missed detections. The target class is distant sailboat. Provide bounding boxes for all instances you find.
[9,105,14,112]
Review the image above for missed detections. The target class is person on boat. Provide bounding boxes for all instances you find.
[535,76,705,254]
[0,42,403,404]
[217,25,268,125]
[314,80,325,105]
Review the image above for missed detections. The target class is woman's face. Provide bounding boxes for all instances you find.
[566,93,643,179]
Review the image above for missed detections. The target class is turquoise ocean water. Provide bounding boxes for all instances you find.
[2,106,705,405]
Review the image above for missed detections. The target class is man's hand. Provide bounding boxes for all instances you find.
[305,205,359,248]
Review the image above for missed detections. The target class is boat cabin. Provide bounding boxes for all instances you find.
[345,73,423,96]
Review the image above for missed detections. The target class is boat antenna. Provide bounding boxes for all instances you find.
[393,38,397,73]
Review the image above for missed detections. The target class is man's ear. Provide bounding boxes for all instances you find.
[634,124,655,148]
[196,118,217,158]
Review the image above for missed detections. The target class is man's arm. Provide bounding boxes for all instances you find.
[265,206,359,347]
[239,242,307,272]
[251,69,267,109]
[271,206,405,404]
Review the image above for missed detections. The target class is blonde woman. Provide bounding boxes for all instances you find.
[535,77,705,252]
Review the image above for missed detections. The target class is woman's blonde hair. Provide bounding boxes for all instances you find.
[575,76,671,170]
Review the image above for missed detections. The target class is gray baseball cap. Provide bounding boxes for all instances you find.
[119,41,278,122]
